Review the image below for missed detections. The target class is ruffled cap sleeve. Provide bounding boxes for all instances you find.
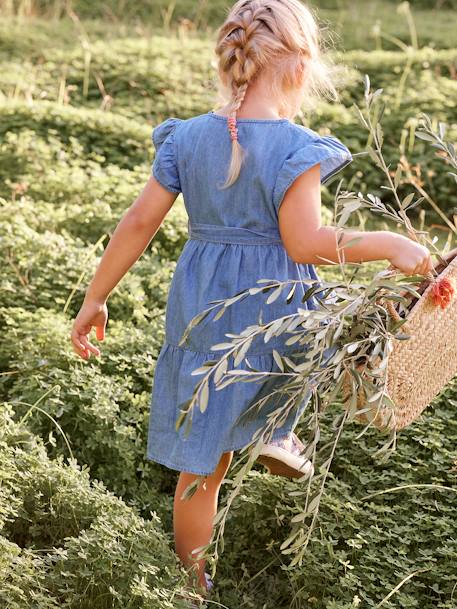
[151,117,183,193]
[273,134,353,212]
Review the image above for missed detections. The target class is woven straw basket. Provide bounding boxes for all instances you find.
[342,247,457,432]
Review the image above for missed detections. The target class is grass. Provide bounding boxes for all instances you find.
[0,0,456,61]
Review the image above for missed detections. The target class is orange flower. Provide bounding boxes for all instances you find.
[430,277,455,309]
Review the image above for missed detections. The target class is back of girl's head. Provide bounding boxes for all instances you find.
[213,0,339,189]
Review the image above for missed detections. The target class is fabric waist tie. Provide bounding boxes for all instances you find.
[188,221,283,245]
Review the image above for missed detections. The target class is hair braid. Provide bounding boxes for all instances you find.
[214,0,339,189]
[216,3,273,188]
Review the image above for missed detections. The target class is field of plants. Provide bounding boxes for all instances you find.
[1,1,456,608]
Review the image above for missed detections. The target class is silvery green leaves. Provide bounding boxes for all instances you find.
[174,264,419,446]
[174,277,325,436]
[175,258,426,567]
[343,80,434,241]
[177,281,283,349]
[416,113,457,184]
[335,190,425,228]
[280,407,349,568]
[352,77,455,269]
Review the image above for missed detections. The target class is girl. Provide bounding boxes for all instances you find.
[70,0,433,598]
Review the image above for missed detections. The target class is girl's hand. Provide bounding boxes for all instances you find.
[71,299,108,360]
[387,236,434,276]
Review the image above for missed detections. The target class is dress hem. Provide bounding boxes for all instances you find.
[145,425,296,476]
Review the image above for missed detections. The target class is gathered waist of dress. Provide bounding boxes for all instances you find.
[187,221,283,245]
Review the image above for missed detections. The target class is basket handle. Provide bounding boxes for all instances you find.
[382,258,440,321]
[381,278,403,321]
[383,253,457,323]
[377,218,456,320]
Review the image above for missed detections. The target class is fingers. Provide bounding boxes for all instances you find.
[71,328,102,360]
[417,253,434,276]
[411,251,433,276]
[404,263,419,276]
[71,330,90,359]
[70,301,107,360]
[425,254,435,274]
[411,260,424,276]
[384,252,433,277]
[80,334,101,357]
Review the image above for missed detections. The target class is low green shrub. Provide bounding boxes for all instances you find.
[0,536,61,609]
[0,100,151,169]
[2,43,457,218]
[0,126,190,257]
[343,47,457,85]
[316,0,457,11]
[0,201,182,321]
[0,307,176,517]
[3,38,457,123]
[0,402,191,608]
[2,1,457,29]
[216,391,457,609]
[308,72,457,220]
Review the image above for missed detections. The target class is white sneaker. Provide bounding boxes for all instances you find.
[204,572,214,592]
[176,571,213,607]
[256,432,314,480]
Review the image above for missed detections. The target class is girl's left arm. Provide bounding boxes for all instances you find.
[70,176,178,359]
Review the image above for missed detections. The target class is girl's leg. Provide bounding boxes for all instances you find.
[173,450,234,591]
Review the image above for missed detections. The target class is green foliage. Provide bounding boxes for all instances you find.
[217,394,457,609]
[0,307,177,518]
[1,1,456,50]
[0,100,151,168]
[0,195,184,322]
[316,0,457,9]
[1,5,456,608]
[0,403,192,608]
[2,38,457,218]
[0,36,213,120]
[0,537,61,609]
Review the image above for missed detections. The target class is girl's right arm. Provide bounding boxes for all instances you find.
[278,164,434,276]
[70,175,180,360]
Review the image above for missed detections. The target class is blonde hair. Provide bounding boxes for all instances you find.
[213,0,339,189]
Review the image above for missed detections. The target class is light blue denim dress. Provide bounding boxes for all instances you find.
[146,111,352,475]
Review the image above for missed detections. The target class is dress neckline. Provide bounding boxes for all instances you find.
[207,110,290,124]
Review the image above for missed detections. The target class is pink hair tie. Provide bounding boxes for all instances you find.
[227,116,238,141]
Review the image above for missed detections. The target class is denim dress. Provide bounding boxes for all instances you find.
[146,111,353,475]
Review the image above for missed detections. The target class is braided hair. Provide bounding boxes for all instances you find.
[213,0,339,189]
